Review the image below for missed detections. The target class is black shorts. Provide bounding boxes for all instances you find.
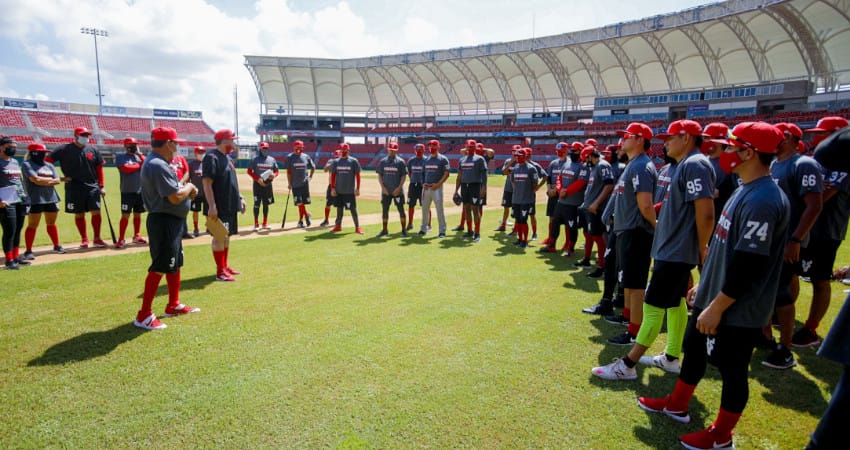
[146,213,184,274]
[645,260,694,309]
[253,184,275,205]
[120,192,146,214]
[381,193,406,209]
[684,308,760,372]
[460,183,483,205]
[325,185,336,207]
[219,214,239,236]
[512,203,533,225]
[565,204,581,229]
[407,183,423,207]
[28,203,60,214]
[775,261,802,307]
[616,228,653,290]
[292,185,310,205]
[582,209,605,236]
[801,238,841,281]
[65,185,100,213]
[501,190,513,208]
[336,193,356,210]
[545,196,558,216]
[191,196,207,212]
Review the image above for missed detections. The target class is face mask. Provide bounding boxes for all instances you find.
[76,136,88,146]
[662,148,675,164]
[569,153,580,163]
[516,155,526,164]
[30,152,45,164]
[415,149,424,156]
[259,150,268,158]
[718,149,745,174]
[430,149,438,156]
[4,146,17,157]
[341,150,349,158]
[225,144,234,154]
[618,154,628,163]
[127,145,138,153]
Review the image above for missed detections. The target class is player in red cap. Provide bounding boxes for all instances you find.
[20,142,64,259]
[114,137,147,249]
[794,115,850,347]
[638,122,789,450]
[47,126,108,248]
[496,144,524,232]
[577,145,615,279]
[166,144,191,239]
[320,148,341,227]
[134,127,200,330]
[406,143,428,231]
[452,140,479,232]
[285,140,315,228]
[506,148,540,248]
[187,146,206,236]
[0,136,29,268]
[541,143,569,247]
[247,141,281,230]
[329,142,363,234]
[454,139,487,241]
[376,142,408,236]
[203,129,245,281]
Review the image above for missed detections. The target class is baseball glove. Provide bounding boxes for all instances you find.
[452,192,462,206]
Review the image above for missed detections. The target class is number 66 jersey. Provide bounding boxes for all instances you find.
[770,152,823,246]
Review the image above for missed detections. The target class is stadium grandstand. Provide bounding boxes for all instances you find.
[245,0,850,168]
[0,99,217,163]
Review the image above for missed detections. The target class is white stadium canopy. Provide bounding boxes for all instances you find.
[245,0,850,118]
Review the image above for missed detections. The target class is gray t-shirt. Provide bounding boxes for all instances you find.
[547,158,566,187]
[581,159,615,210]
[511,163,539,205]
[115,152,144,194]
[0,158,26,203]
[652,150,716,264]
[459,154,487,184]
[654,163,672,205]
[613,152,657,234]
[693,176,790,327]
[502,159,514,192]
[332,156,361,194]
[283,153,312,188]
[407,157,426,184]
[376,155,407,191]
[423,154,450,184]
[21,161,60,205]
[770,154,823,244]
[248,155,280,186]
[141,152,190,218]
[556,161,586,206]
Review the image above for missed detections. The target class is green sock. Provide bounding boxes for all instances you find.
[665,298,688,359]
[635,303,665,347]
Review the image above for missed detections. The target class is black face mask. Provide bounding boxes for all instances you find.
[259,150,268,158]
[30,152,45,164]
[569,153,580,163]
[3,147,16,157]
[618,154,629,163]
[127,145,138,153]
[662,148,675,164]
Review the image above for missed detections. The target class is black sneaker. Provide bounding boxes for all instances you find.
[519,241,528,249]
[494,225,506,232]
[377,230,389,237]
[755,334,777,351]
[573,258,591,268]
[604,314,629,326]
[15,258,31,266]
[320,220,330,227]
[418,230,426,236]
[5,260,19,270]
[462,232,474,239]
[762,344,797,369]
[791,327,822,348]
[297,221,305,228]
[406,223,414,231]
[587,268,605,279]
[473,234,480,243]
[608,331,635,346]
[583,300,614,315]
[23,251,36,261]
[401,230,408,237]
[305,214,311,226]
[531,233,538,241]
[452,226,464,232]
[438,233,446,238]
[53,245,66,254]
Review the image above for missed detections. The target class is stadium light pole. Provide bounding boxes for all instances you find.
[80,27,108,114]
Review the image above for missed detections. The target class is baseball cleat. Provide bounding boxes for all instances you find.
[331,225,342,232]
[133,314,167,330]
[305,214,311,226]
[53,245,66,254]
[93,239,108,248]
[163,304,201,317]
[132,235,147,244]
[355,228,364,235]
[22,251,35,260]
[216,272,236,282]
[115,239,126,250]
[79,239,90,249]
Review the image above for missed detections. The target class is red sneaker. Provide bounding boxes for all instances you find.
[679,426,733,450]
[93,239,108,248]
[163,303,201,317]
[331,225,342,232]
[637,395,691,424]
[114,239,126,250]
[224,267,241,275]
[355,227,364,235]
[216,272,236,282]
[538,246,559,253]
[132,235,147,244]
[80,239,90,249]
[133,313,167,330]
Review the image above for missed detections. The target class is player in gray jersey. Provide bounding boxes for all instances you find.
[329,143,363,234]
[284,140,315,229]
[454,140,488,241]
[496,145,523,232]
[542,143,568,247]
[406,144,428,232]
[1,136,29,269]
[795,116,850,347]
[525,148,548,240]
[760,122,823,369]
[540,145,587,255]
[376,143,408,236]
[638,122,788,450]
[508,149,540,248]
[320,149,340,227]
[419,140,450,238]
[578,148,615,278]
[21,143,64,258]
[608,123,657,346]
[702,123,738,215]
[593,120,715,381]
[114,138,147,249]
[247,142,280,231]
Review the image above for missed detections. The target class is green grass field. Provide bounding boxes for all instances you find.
[1,169,846,448]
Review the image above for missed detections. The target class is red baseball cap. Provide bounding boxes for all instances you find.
[74,126,91,136]
[476,142,484,150]
[428,140,440,147]
[524,148,533,156]
[27,143,48,152]
[570,141,584,151]
[797,140,807,154]
[214,129,238,141]
[702,122,729,140]
[806,116,849,133]
[259,142,270,149]
[194,146,206,153]
[413,143,424,150]
[465,139,476,148]
[585,138,598,147]
[581,147,594,161]
[616,123,653,141]
[655,120,702,140]
[774,122,803,139]
[293,140,304,148]
[512,144,523,151]
[710,121,784,154]
[387,142,399,150]
[123,137,138,146]
[151,127,186,142]
[338,142,350,150]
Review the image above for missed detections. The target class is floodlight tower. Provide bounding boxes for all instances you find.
[80,27,108,114]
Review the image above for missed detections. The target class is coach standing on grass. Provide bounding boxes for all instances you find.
[134,127,200,330]
[420,140,450,238]
[204,129,245,282]
[47,126,107,249]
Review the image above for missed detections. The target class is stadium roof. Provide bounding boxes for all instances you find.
[245,0,850,117]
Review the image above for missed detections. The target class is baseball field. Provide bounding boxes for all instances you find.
[0,169,845,448]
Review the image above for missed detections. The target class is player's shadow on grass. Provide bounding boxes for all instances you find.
[563,270,602,293]
[751,352,837,417]
[135,275,218,298]
[27,323,145,366]
[438,235,474,248]
[490,231,526,256]
[302,231,347,242]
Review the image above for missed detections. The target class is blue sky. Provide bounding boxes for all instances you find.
[0,0,708,140]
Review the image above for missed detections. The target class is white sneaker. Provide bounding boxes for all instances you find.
[253,225,260,232]
[591,358,637,380]
[133,314,167,330]
[638,352,682,374]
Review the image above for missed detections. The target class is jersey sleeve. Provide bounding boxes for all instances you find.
[21,162,36,179]
[601,164,615,184]
[153,163,180,198]
[201,154,218,179]
[795,158,824,197]
[632,162,656,194]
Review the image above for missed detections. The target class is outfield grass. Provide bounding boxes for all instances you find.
[1,213,845,448]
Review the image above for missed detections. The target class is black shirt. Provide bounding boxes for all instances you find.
[49,143,104,189]
[202,150,240,215]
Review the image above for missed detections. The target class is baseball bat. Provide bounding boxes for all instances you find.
[101,193,118,244]
[281,186,292,228]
